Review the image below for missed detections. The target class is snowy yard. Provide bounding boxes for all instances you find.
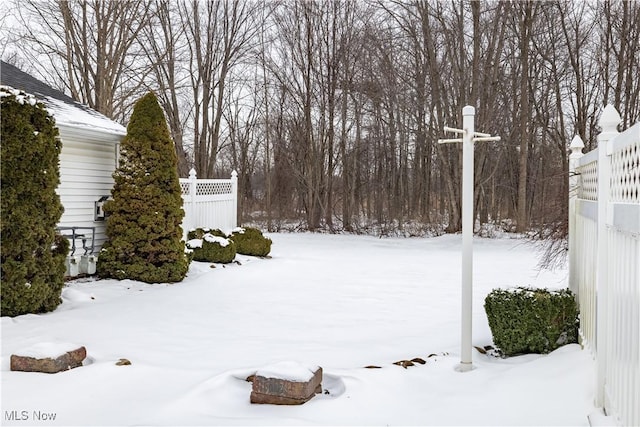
[1,233,595,426]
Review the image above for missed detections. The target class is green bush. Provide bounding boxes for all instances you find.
[186,228,236,263]
[97,92,189,283]
[1,87,67,317]
[229,227,272,257]
[484,287,579,356]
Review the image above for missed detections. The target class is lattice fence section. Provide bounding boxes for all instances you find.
[179,170,238,234]
[570,110,640,427]
[196,180,233,196]
[578,160,598,201]
[610,138,640,203]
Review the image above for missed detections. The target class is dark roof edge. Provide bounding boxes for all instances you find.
[0,60,78,105]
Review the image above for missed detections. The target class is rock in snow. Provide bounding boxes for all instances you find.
[250,362,322,405]
[10,343,86,374]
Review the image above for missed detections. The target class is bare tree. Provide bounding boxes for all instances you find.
[4,0,638,238]
[513,0,534,233]
[223,76,261,221]
[140,0,191,176]
[13,0,152,121]
[181,0,259,178]
[599,0,640,129]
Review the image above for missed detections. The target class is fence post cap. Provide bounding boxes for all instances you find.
[462,105,475,115]
[570,135,585,151]
[231,170,238,179]
[189,168,197,179]
[599,104,621,131]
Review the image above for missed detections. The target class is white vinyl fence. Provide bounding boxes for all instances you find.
[180,169,238,236]
[569,105,639,427]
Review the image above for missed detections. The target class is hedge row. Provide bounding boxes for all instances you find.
[186,227,272,263]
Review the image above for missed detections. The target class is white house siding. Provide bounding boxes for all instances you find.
[55,125,121,253]
[0,62,127,259]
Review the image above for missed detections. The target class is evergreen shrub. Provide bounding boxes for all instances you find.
[484,287,579,356]
[186,228,236,263]
[97,92,189,283]
[1,87,67,317]
[229,227,272,257]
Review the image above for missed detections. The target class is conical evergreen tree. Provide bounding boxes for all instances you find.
[1,88,67,317]
[97,92,189,283]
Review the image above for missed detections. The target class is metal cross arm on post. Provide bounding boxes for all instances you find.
[438,129,501,145]
[436,105,501,373]
[443,126,465,134]
[438,138,464,144]
[473,136,501,142]
[438,126,464,144]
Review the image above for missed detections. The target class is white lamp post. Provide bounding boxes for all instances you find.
[439,106,500,372]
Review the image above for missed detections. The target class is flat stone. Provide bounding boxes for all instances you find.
[250,364,322,405]
[11,345,86,374]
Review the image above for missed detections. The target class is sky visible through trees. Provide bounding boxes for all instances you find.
[1,0,638,234]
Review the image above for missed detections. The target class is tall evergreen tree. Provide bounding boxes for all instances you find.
[1,87,67,317]
[97,92,189,283]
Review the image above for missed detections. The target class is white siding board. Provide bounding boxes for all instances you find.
[59,144,114,156]
[56,135,118,253]
[59,162,114,175]
[59,150,114,164]
[57,194,111,204]
[58,183,113,191]
[59,154,114,166]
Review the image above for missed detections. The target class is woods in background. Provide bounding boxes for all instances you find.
[3,0,639,234]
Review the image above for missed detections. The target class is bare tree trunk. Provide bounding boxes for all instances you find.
[516,1,533,233]
[181,0,257,178]
[142,0,189,176]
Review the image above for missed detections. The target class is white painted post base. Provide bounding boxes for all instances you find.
[455,362,475,373]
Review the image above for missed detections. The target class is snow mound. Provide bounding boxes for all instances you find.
[255,361,320,382]
[62,287,95,304]
[15,342,83,359]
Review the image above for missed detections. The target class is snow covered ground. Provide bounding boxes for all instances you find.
[1,233,596,426]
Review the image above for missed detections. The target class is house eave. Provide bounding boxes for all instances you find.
[57,123,126,144]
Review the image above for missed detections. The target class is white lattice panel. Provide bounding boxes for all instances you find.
[578,160,598,201]
[610,138,640,203]
[570,112,640,427]
[180,172,237,237]
[180,181,190,195]
[196,180,233,196]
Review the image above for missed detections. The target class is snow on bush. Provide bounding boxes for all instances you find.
[186,228,236,264]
